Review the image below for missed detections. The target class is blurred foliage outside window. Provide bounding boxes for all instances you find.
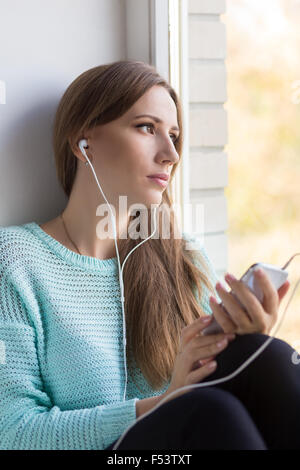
[223,0,300,349]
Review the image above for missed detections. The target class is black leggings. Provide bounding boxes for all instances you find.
[105,334,300,450]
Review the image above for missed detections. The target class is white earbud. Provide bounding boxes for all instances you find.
[78,139,89,166]
[78,139,88,150]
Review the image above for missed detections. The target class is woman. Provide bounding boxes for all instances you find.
[0,60,297,450]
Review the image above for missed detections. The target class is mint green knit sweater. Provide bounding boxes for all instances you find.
[0,222,220,450]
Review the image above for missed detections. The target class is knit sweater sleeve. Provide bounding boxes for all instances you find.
[0,270,138,450]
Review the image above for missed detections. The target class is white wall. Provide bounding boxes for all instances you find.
[188,0,228,276]
[0,0,126,226]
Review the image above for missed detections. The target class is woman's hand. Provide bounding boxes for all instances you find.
[209,268,290,335]
[161,316,235,403]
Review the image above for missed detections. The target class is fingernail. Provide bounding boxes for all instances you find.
[207,361,217,369]
[201,316,212,323]
[216,282,228,291]
[225,273,236,282]
[227,334,236,340]
[217,338,228,348]
[210,295,218,304]
[254,268,263,276]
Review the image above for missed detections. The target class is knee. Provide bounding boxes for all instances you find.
[170,388,265,445]
[232,332,270,349]
[230,333,296,375]
[236,333,294,360]
[170,387,248,421]
[206,333,296,382]
[223,332,293,359]
[181,387,240,410]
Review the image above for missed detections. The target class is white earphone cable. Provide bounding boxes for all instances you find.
[80,141,158,401]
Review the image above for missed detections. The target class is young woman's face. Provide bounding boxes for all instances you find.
[83,85,180,209]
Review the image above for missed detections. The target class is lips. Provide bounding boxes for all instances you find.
[147,176,168,188]
[147,173,169,181]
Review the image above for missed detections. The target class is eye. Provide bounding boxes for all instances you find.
[136,123,178,143]
[136,123,155,135]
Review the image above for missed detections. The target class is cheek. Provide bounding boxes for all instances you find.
[95,133,151,174]
[124,129,156,154]
[118,145,150,172]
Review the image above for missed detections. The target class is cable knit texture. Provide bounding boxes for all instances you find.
[0,222,220,450]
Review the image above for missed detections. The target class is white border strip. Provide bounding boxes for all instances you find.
[0,80,6,104]
[168,0,191,233]
[179,0,191,233]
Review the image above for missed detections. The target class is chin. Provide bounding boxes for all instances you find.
[128,189,163,212]
[144,193,163,208]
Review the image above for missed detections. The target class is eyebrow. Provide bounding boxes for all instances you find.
[133,114,180,132]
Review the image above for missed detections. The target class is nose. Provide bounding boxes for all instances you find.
[156,135,180,167]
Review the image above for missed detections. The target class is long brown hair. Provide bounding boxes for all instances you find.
[52,60,216,390]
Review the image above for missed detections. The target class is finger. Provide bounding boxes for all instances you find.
[192,356,214,370]
[191,328,235,349]
[253,268,279,314]
[196,336,230,361]
[188,360,218,384]
[180,316,213,349]
[209,294,239,334]
[215,282,253,329]
[278,280,290,304]
[187,336,232,371]
[198,355,216,367]
[223,274,265,327]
